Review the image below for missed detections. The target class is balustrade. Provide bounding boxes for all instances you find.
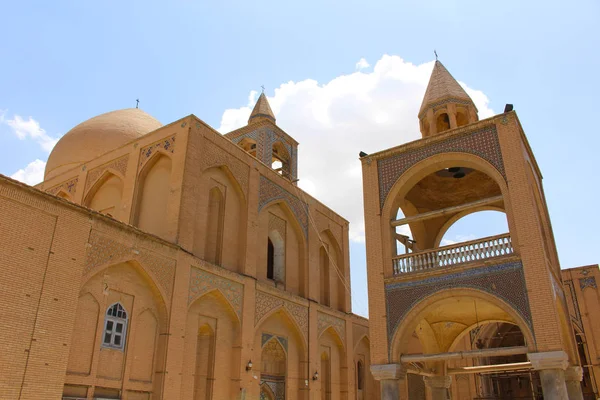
[392,233,513,275]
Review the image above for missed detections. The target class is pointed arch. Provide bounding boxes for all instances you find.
[433,206,506,248]
[194,165,247,273]
[389,287,535,362]
[259,199,307,296]
[84,170,124,218]
[272,141,291,178]
[255,305,308,349]
[133,152,172,237]
[320,229,347,312]
[187,288,241,324]
[260,382,276,400]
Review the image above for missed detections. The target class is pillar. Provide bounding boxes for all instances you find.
[371,364,405,400]
[564,366,584,400]
[423,376,451,400]
[529,351,570,400]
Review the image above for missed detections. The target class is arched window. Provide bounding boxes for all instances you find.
[205,186,225,265]
[267,238,275,280]
[357,360,364,390]
[102,303,128,350]
[319,246,330,306]
[436,112,450,133]
[239,137,257,157]
[272,141,291,179]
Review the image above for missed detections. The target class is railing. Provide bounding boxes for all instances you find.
[392,233,513,275]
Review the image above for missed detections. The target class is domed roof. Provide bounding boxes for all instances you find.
[45,108,162,180]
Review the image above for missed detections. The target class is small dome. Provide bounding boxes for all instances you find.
[45,108,161,180]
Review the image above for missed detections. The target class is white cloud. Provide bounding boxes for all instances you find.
[218,54,495,244]
[10,159,46,186]
[440,234,477,247]
[1,112,58,152]
[355,57,370,70]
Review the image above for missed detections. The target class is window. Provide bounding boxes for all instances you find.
[267,238,275,280]
[102,303,128,350]
[357,360,364,390]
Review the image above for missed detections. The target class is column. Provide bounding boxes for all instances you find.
[423,376,451,400]
[564,366,584,400]
[371,364,405,400]
[529,351,570,400]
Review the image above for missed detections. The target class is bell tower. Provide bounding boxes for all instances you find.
[362,61,582,399]
[418,61,479,137]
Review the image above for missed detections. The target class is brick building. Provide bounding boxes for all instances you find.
[361,61,593,400]
[0,94,376,399]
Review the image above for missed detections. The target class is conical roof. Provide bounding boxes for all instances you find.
[419,61,475,116]
[248,92,276,124]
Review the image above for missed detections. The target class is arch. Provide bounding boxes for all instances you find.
[183,289,241,400]
[436,112,450,132]
[447,319,523,352]
[390,288,535,362]
[319,327,347,400]
[194,165,247,273]
[204,186,225,265]
[434,207,508,248]
[84,171,124,218]
[272,141,291,178]
[321,349,331,400]
[320,229,347,312]
[82,258,170,309]
[268,229,285,283]
[260,382,276,400]
[381,152,512,274]
[187,288,241,325]
[133,152,172,238]
[356,360,364,390]
[239,137,257,157]
[258,200,307,296]
[255,305,308,349]
[319,326,346,353]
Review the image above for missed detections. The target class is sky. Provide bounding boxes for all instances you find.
[1,0,599,317]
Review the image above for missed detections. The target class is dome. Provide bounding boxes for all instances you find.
[45,108,162,180]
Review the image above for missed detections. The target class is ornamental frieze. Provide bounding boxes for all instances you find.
[255,290,308,338]
[188,266,244,319]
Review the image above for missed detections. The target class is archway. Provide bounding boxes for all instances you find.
[182,290,241,400]
[84,171,124,219]
[133,153,172,238]
[319,327,347,400]
[261,337,287,400]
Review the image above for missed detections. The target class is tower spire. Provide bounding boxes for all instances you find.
[418,61,479,137]
[248,92,276,124]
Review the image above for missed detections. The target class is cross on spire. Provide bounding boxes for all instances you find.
[261,85,265,94]
[136,99,140,109]
[434,50,438,61]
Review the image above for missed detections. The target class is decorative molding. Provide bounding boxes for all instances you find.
[138,134,176,170]
[258,176,308,237]
[377,125,505,208]
[46,176,78,196]
[318,312,346,345]
[255,290,308,338]
[579,277,597,290]
[84,155,129,195]
[385,261,532,344]
[84,230,176,299]
[188,267,243,319]
[261,333,288,352]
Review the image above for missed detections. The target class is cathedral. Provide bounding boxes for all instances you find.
[0,60,599,400]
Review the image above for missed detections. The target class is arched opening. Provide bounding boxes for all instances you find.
[193,166,246,273]
[85,173,124,219]
[356,360,364,390]
[204,187,225,265]
[386,156,511,275]
[436,112,450,133]
[268,230,285,284]
[183,290,241,400]
[254,308,307,399]
[239,137,257,157]
[456,110,469,127]
[272,141,291,179]
[194,324,215,400]
[319,246,330,307]
[260,383,276,400]
[321,350,331,400]
[449,322,541,400]
[66,261,168,397]
[134,154,172,238]
[438,210,508,248]
[319,327,347,400]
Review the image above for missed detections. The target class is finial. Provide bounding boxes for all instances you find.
[261,85,265,94]
[434,50,438,61]
[136,99,140,109]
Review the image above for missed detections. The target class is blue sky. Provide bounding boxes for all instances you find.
[1,0,598,317]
